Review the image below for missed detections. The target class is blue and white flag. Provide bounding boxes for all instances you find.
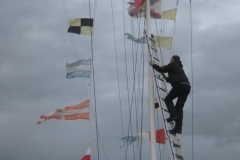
[66,59,91,78]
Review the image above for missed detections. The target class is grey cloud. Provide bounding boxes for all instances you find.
[1,0,240,160]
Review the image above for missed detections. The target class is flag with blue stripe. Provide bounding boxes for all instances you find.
[66,59,91,78]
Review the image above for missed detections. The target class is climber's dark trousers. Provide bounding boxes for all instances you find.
[164,84,191,125]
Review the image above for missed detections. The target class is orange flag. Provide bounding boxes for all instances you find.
[37,100,89,124]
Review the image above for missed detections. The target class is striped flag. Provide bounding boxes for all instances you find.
[81,146,91,160]
[68,18,94,35]
[66,59,91,78]
[37,100,90,124]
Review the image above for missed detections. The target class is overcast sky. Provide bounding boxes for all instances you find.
[1,0,240,160]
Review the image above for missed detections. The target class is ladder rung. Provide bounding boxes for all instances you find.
[152,57,159,62]
[169,139,179,145]
[159,99,169,112]
[175,154,184,160]
[164,109,169,113]
[168,131,176,136]
[158,86,166,92]
[156,75,164,81]
[149,37,155,42]
[151,47,157,52]
[166,120,174,124]
[157,97,164,101]
[153,67,185,160]
[173,143,181,148]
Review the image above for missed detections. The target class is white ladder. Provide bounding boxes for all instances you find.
[147,35,185,160]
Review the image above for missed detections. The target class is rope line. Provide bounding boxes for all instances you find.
[60,1,108,160]
[61,0,90,97]
[189,0,194,160]
[110,0,124,140]
[87,1,100,160]
[123,5,146,159]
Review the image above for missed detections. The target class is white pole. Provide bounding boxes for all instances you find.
[146,0,157,160]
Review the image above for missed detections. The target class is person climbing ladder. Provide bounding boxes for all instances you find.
[149,55,191,134]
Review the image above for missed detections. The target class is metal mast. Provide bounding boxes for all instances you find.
[146,0,157,160]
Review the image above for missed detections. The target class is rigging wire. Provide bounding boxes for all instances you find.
[136,31,145,160]
[61,0,89,98]
[62,0,78,59]
[132,14,146,160]
[125,7,146,160]
[125,0,191,159]
[135,18,146,160]
[139,36,145,160]
[123,1,143,159]
[110,0,124,143]
[61,1,109,160]
[87,0,101,160]
[122,0,128,142]
[151,2,168,158]
[63,1,105,160]
[123,1,180,159]
[123,2,132,159]
[109,1,137,160]
[123,2,141,160]
[189,1,194,160]
[122,3,147,159]
[124,17,136,160]
[128,22,145,160]
[125,8,136,160]
[91,1,108,159]
[172,0,180,55]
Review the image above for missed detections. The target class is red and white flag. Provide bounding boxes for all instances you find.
[37,100,90,124]
[81,146,91,160]
[128,0,162,19]
[135,0,145,9]
[137,128,165,144]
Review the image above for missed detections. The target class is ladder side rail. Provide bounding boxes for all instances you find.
[153,51,185,160]
[153,54,185,160]
[152,67,178,160]
[176,138,185,160]
[147,35,177,160]
[147,35,185,160]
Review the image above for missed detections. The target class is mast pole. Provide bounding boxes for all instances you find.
[146,0,157,160]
